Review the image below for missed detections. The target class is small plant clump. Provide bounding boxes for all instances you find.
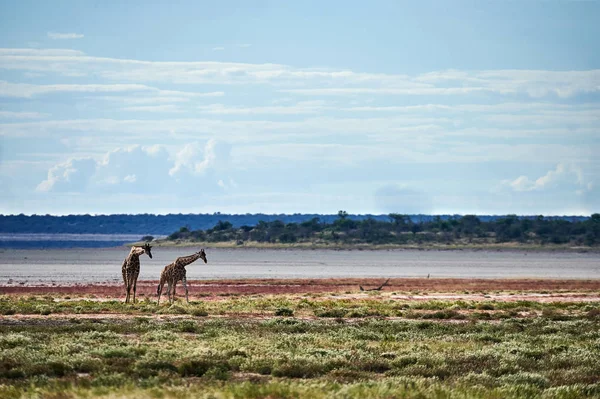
[275,307,294,317]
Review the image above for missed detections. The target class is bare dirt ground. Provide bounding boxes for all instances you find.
[1,278,599,302]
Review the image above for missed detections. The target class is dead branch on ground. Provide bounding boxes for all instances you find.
[359,278,390,291]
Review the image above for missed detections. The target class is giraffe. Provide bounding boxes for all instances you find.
[157,249,207,305]
[121,242,153,303]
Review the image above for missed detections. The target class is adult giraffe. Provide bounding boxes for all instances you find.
[121,242,153,303]
[157,249,207,305]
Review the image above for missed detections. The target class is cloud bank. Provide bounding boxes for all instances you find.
[37,140,232,195]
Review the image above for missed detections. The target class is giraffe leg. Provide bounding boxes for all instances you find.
[125,278,131,303]
[167,281,172,304]
[133,277,138,304]
[157,282,163,305]
[172,282,178,303]
[128,275,135,304]
[183,276,189,304]
[122,267,128,303]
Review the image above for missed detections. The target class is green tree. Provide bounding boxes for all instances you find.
[214,221,233,231]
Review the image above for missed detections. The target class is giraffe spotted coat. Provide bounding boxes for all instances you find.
[157,249,207,304]
[121,243,152,303]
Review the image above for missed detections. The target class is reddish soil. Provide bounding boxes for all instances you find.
[1,278,599,300]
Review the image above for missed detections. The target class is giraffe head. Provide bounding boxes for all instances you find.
[143,242,153,259]
[198,248,207,263]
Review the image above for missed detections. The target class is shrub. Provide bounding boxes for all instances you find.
[586,308,600,319]
[204,365,230,380]
[178,359,213,377]
[135,360,177,377]
[0,333,32,349]
[192,308,208,317]
[355,358,391,373]
[37,306,51,315]
[241,358,274,375]
[177,320,199,333]
[272,358,326,378]
[541,308,570,321]
[500,372,549,389]
[422,309,464,319]
[46,361,73,377]
[166,305,187,315]
[315,308,347,318]
[476,303,495,310]
[275,307,294,317]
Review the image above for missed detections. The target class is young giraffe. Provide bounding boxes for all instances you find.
[157,249,207,305]
[121,242,153,303]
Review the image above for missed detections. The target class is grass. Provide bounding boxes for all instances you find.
[0,294,599,398]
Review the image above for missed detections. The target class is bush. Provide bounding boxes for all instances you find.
[272,359,326,378]
[315,308,347,318]
[135,360,177,377]
[275,307,294,317]
[46,361,73,377]
[166,305,187,314]
[586,308,600,319]
[192,308,208,317]
[204,365,230,380]
[37,306,51,315]
[177,320,199,333]
[178,360,213,377]
[241,358,274,375]
[422,309,464,320]
[500,372,549,389]
[476,303,495,310]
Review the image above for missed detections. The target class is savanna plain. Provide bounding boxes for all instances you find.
[1,252,600,398]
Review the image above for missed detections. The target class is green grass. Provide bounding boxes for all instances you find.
[0,295,599,398]
[1,294,597,319]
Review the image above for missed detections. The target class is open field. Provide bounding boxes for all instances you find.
[1,279,599,398]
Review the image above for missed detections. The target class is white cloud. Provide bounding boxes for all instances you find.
[237,44,252,48]
[0,81,150,98]
[169,139,231,177]
[36,141,232,194]
[123,175,137,183]
[1,48,598,97]
[212,47,225,51]
[94,145,173,192]
[36,158,96,192]
[280,87,491,96]
[503,163,589,192]
[0,48,84,56]
[47,32,84,40]
[342,102,600,114]
[0,80,218,99]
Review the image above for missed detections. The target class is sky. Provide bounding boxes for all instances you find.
[0,0,599,216]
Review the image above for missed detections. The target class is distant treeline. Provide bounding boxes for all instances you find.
[166,212,600,246]
[1,213,589,235]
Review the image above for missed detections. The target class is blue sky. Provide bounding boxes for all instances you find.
[0,0,599,215]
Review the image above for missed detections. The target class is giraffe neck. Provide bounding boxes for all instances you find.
[177,253,202,267]
[129,247,145,258]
